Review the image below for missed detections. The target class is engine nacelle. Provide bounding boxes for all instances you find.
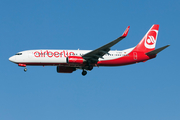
[66,56,86,65]
[57,66,76,73]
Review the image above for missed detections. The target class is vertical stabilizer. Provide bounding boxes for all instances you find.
[133,24,159,53]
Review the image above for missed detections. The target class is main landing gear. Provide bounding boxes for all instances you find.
[81,64,93,76]
[82,70,87,76]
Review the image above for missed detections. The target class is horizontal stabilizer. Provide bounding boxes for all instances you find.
[146,45,170,56]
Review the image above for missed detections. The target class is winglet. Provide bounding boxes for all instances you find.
[121,26,130,38]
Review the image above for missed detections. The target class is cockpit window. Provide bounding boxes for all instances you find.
[15,53,22,55]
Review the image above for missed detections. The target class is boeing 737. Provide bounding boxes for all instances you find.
[9,24,169,76]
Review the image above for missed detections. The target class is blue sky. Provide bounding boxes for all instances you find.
[0,0,180,120]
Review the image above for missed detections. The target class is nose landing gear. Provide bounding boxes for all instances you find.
[24,68,27,72]
[18,64,27,72]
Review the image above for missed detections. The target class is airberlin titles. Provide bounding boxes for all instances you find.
[34,50,75,58]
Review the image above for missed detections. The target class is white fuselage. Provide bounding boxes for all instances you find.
[9,48,134,66]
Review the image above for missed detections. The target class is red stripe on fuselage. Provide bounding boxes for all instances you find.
[97,52,156,66]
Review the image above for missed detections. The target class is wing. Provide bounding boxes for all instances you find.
[82,26,130,63]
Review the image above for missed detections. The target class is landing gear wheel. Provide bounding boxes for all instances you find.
[24,68,27,72]
[82,70,87,76]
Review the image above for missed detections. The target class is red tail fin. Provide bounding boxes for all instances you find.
[133,24,159,53]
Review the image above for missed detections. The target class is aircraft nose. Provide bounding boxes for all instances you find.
[9,56,16,62]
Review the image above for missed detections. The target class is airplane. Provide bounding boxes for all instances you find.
[9,24,169,76]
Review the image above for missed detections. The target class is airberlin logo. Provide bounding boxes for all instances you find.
[34,50,75,58]
[144,29,158,49]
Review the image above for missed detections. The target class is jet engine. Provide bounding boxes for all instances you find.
[57,66,76,73]
[66,56,86,65]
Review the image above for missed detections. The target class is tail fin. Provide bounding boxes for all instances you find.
[133,24,159,53]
